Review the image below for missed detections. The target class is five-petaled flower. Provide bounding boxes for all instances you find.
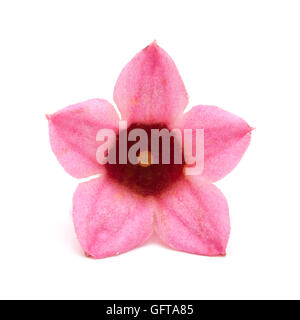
[47,42,252,259]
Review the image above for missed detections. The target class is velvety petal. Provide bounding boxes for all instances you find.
[180,105,252,182]
[113,42,188,125]
[47,99,119,178]
[155,177,230,256]
[73,175,154,259]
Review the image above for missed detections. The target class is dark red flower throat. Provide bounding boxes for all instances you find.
[105,123,185,196]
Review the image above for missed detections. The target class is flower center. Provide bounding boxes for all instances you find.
[137,151,152,167]
[105,123,185,196]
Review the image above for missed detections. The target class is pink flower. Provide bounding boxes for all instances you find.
[47,42,252,259]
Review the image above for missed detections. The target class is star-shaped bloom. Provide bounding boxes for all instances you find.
[47,42,252,258]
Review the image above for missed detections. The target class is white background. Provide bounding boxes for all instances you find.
[1,0,300,299]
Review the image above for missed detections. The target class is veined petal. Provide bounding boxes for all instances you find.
[180,105,252,182]
[113,42,188,125]
[47,99,119,178]
[73,175,154,259]
[155,177,230,256]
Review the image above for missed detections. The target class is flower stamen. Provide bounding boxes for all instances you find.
[138,151,152,167]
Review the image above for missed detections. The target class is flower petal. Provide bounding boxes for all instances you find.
[180,105,252,182]
[113,42,188,125]
[155,177,230,256]
[47,99,119,178]
[73,175,154,259]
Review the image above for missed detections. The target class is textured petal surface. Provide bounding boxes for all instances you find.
[180,105,252,182]
[155,177,230,256]
[48,99,119,178]
[113,42,188,125]
[73,175,154,259]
